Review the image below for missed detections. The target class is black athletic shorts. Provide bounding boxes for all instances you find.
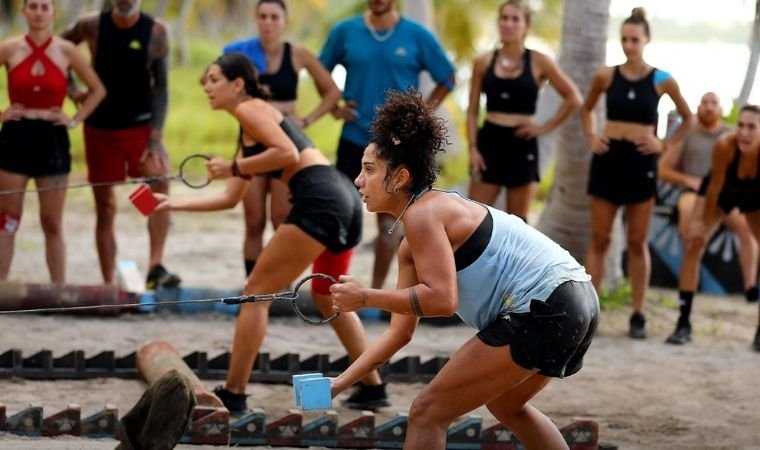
[700,173,760,213]
[335,137,366,184]
[0,119,70,177]
[588,139,657,205]
[476,121,539,187]
[476,280,599,378]
[285,165,362,253]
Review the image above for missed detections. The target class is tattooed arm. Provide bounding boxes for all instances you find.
[146,19,169,160]
[60,14,99,105]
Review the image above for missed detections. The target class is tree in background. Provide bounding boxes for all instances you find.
[537,0,612,267]
[738,0,760,107]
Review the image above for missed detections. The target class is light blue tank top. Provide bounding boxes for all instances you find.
[455,203,591,331]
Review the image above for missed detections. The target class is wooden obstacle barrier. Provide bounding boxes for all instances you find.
[136,340,229,445]
[0,281,140,316]
[0,348,449,383]
[0,402,607,449]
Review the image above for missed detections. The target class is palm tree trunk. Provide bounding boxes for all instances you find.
[62,0,86,28]
[738,0,760,107]
[175,0,197,65]
[154,0,170,19]
[537,0,614,270]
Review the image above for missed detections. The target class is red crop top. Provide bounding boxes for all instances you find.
[7,35,67,109]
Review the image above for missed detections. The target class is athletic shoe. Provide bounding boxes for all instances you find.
[665,324,692,345]
[343,383,391,410]
[745,286,759,303]
[753,329,760,352]
[628,312,647,339]
[213,386,249,416]
[146,264,181,290]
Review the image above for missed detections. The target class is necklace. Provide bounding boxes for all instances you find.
[365,15,396,43]
[388,188,428,234]
[497,50,523,74]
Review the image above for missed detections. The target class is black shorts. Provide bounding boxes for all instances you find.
[698,174,710,197]
[719,187,760,214]
[588,139,657,205]
[0,119,71,177]
[335,138,366,184]
[476,280,599,378]
[701,173,760,213]
[285,165,362,253]
[476,121,539,187]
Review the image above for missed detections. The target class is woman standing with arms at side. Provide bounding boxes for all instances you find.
[582,7,692,338]
[467,0,580,222]
[158,53,384,414]
[223,0,340,278]
[0,0,105,283]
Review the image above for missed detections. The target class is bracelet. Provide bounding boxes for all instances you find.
[231,160,241,177]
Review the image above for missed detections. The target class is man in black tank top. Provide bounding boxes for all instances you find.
[62,0,181,289]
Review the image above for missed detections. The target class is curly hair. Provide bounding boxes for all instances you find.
[370,88,448,194]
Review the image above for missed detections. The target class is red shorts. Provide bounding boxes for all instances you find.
[84,124,151,183]
[311,248,354,295]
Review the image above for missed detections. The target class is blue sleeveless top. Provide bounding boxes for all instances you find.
[447,193,590,330]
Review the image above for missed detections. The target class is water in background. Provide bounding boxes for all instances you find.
[607,40,760,132]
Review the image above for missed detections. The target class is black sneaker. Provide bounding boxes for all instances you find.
[665,323,692,345]
[146,264,181,290]
[213,386,249,416]
[746,286,759,303]
[343,383,390,410]
[628,313,647,339]
[753,329,760,352]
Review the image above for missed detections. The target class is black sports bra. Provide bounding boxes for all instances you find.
[482,49,538,115]
[239,116,314,179]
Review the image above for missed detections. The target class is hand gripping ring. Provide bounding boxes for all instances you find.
[291,273,340,326]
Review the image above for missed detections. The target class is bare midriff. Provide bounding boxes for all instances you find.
[485,111,534,127]
[604,120,656,142]
[19,108,61,121]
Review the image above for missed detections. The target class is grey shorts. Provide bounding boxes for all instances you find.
[477,280,599,378]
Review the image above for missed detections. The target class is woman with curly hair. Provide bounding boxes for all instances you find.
[330,88,600,450]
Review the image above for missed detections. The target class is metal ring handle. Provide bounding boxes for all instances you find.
[179,154,212,189]
[291,273,340,326]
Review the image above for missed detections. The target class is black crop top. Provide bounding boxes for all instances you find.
[721,145,760,196]
[605,66,661,125]
[258,42,298,102]
[239,116,314,179]
[482,49,538,115]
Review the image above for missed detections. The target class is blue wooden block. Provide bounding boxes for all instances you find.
[292,373,323,407]
[296,377,332,410]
